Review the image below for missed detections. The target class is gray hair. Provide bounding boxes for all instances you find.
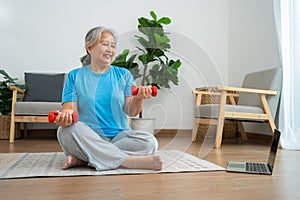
[80,26,116,66]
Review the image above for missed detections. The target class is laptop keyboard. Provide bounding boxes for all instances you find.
[246,162,268,173]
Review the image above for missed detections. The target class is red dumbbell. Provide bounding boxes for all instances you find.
[48,111,79,123]
[131,85,158,97]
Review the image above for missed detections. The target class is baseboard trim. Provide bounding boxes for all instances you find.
[155,129,191,137]
[156,129,272,143]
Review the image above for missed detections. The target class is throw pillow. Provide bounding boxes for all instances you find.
[23,73,65,102]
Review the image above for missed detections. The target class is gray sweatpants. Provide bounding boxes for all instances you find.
[57,122,158,171]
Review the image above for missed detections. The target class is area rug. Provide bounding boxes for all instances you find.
[0,150,224,179]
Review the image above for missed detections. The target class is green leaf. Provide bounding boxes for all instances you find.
[150,11,157,21]
[138,17,152,27]
[113,49,130,64]
[169,59,182,70]
[128,54,138,67]
[159,43,171,50]
[136,36,151,49]
[130,67,142,80]
[152,49,165,57]
[154,33,170,50]
[138,54,148,64]
[158,17,171,25]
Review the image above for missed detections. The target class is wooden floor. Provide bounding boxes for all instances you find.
[1,130,300,200]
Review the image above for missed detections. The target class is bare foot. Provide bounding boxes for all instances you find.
[62,155,87,170]
[121,155,163,170]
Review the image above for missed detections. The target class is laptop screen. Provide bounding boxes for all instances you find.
[267,129,281,170]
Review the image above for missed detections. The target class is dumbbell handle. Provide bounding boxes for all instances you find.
[48,111,78,123]
[131,85,158,97]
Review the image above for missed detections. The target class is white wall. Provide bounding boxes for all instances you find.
[228,0,281,135]
[0,0,228,130]
[228,0,280,86]
[0,0,280,131]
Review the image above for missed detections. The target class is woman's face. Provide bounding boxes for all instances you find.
[88,31,116,67]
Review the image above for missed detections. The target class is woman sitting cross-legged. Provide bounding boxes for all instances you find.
[55,26,162,171]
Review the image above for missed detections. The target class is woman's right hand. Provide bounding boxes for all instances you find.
[135,86,152,100]
[55,110,75,127]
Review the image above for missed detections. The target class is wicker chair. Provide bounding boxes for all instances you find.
[192,67,282,148]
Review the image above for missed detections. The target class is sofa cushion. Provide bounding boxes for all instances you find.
[23,73,65,102]
[15,102,62,115]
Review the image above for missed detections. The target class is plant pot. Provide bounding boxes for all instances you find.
[130,117,155,135]
[0,115,20,140]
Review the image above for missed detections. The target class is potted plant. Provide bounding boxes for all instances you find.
[113,11,182,134]
[0,69,26,139]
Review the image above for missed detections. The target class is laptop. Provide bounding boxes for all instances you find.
[226,129,281,175]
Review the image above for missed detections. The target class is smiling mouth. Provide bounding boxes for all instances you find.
[103,54,112,59]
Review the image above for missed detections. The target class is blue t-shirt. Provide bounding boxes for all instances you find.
[62,65,135,137]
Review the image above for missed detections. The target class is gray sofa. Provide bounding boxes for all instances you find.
[10,72,66,143]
